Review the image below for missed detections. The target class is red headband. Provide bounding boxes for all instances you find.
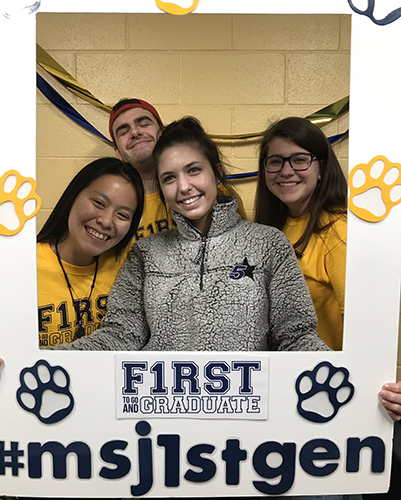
[109,100,163,139]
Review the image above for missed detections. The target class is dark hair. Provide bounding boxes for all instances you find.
[37,157,144,258]
[153,116,235,204]
[254,117,347,255]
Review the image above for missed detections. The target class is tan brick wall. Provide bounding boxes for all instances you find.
[36,13,401,376]
[36,12,351,223]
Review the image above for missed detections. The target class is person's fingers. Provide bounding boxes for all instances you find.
[385,408,401,422]
[381,381,401,393]
[380,393,401,420]
[380,385,401,406]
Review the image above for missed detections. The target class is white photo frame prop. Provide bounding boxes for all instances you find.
[1,0,401,497]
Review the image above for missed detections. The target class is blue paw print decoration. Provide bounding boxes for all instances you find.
[348,0,401,26]
[295,361,354,423]
[17,360,74,424]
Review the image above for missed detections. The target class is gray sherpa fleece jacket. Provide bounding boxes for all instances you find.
[57,196,329,352]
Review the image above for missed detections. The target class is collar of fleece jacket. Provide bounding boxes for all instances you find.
[172,196,240,241]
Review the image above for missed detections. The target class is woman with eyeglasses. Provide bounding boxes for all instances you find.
[255,117,347,351]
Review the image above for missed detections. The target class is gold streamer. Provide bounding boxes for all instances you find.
[209,96,349,140]
[37,45,348,141]
[307,96,349,126]
[36,44,111,112]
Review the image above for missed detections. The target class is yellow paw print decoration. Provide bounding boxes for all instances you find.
[156,0,198,15]
[349,155,401,222]
[0,170,41,236]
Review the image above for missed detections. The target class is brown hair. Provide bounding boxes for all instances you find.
[254,117,347,255]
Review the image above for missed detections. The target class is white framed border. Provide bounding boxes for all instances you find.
[0,0,400,497]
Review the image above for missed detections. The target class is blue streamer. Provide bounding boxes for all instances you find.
[36,73,348,181]
[328,130,349,144]
[228,172,259,180]
[36,73,113,145]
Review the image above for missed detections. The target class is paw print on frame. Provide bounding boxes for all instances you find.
[17,360,74,424]
[347,0,401,26]
[155,0,198,15]
[295,361,354,423]
[0,169,41,236]
[349,156,401,222]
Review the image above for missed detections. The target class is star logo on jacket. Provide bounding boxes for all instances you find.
[229,257,255,281]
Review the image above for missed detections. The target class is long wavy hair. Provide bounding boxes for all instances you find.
[37,157,144,258]
[254,117,347,255]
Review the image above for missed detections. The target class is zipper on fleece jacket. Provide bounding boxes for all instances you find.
[199,236,207,291]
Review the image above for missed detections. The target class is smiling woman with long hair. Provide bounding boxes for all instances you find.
[255,117,347,350]
[37,157,144,347]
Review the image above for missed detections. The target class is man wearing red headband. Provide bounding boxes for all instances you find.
[109,98,173,240]
[109,98,246,241]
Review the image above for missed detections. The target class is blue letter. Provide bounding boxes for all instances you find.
[346,437,385,473]
[252,441,295,495]
[204,362,230,394]
[157,434,180,487]
[122,362,147,395]
[172,362,200,394]
[28,441,91,479]
[184,444,216,483]
[221,439,247,485]
[232,361,261,394]
[130,421,153,496]
[300,439,339,476]
[99,440,131,479]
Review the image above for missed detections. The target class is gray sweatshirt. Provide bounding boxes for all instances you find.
[56,196,329,352]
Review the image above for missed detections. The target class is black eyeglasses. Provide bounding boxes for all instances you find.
[263,153,318,173]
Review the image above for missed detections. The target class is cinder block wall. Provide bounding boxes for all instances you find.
[36,13,401,379]
[39,13,401,379]
[36,13,350,223]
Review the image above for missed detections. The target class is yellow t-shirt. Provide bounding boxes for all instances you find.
[37,242,125,347]
[134,192,175,241]
[133,187,247,241]
[283,213,347,350]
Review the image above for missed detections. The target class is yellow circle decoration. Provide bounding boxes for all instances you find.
[0,170,41,236]
[156,0,199,16]
[349,155,401,222]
